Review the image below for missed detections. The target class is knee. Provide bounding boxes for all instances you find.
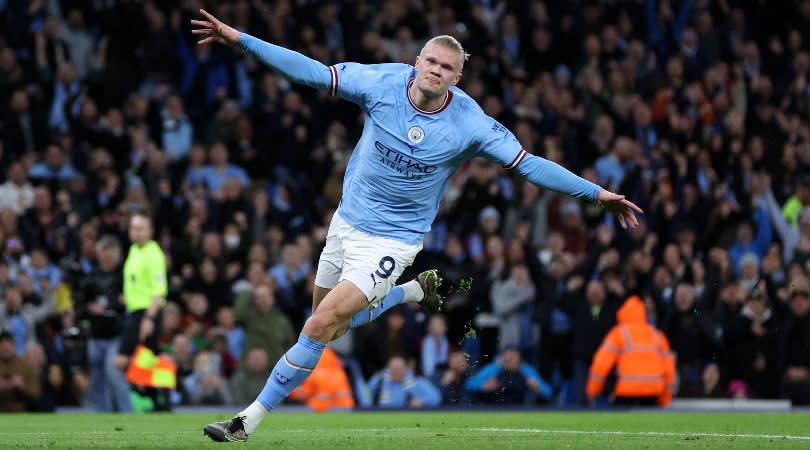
[302,311,337,342]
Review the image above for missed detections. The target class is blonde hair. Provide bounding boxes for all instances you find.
[423,35,470,70]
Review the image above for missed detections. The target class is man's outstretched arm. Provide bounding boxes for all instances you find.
[513,152,643,229]
[191,9,332,91]
[476,117,643,229]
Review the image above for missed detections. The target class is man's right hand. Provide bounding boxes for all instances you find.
[191,9,241,46]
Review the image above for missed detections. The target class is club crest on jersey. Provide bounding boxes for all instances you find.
[407,126,425,144]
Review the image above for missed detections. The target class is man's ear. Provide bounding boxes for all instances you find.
[414,55,421,68]
[451,72,462,86]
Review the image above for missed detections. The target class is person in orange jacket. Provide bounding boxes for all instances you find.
[289,347,355,412]
[586,295,676,407]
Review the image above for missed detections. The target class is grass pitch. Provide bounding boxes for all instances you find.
[0,410,808,449]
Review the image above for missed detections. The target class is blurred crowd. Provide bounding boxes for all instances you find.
[1,0,810,412]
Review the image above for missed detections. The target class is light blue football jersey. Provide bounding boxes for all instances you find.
[237,33,599,245]
[329,63,524,245]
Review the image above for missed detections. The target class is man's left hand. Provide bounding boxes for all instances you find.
[598,189,644,229]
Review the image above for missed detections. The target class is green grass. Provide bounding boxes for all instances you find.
[0,411,808,449]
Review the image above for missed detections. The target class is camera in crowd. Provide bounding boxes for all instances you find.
[60,326,87,373]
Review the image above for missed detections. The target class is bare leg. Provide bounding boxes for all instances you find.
[312,285,331,313]
[228,280,369,438]
[302,280,368,343]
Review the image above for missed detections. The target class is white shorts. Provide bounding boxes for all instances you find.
[314,211,422,306]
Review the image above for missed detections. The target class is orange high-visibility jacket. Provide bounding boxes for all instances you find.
[289,347,355,412]
[586,296,676,406]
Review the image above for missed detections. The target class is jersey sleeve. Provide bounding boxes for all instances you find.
[473,115,600,202]
[327,62,384,111]
[472,116,524,168]
[148,245,168,298]
[238,32,331,91]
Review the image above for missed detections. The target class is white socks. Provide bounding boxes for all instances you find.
[239,401,269,435]
[401,279,425,303]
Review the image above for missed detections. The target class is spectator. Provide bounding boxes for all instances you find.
[368,356,441,409]
[267,242,310,315]
[536,252,576,398]
[25,246,62,296]
[0,286,54,355]
[678,361,725,398]
[183,351,233,405]
[432,350,472,405]
[0,261,13,299]
[231,260,268,297]
[158,302,182,350]
[73,235,131,412]
[16,273,45,310]
[763,179,810,264]
[230,348,270,406]
[664,283,724,397]
[490,263,535,353]
[169,334,196,406]
[723,287,782,399]
[465,347,552,405]
[2,90,49,156]
[60,9,95,81]
[778,279,810,405]
[207,331,237,378]
[175,36,232,123]
[355,307,418,378]
[180,290,214,349]
[28,144,78,186]
[214,306,244,362]
[453,158,508,238]
[23,342,54,412]
[160,95,193,163]
[728,205,772,276]
[737,252,762,291]
[552,200,590,259]
[0,162,35,215]
[233,283,296,373]
[189,142,249,194]
[557,279,619,406]
[594,137,635,192]
[420,314,449,378]
[0,328,40,412]
[466,206,503,266]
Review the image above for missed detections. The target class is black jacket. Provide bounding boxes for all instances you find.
[74,268,126,339]
[723,308,783,398]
